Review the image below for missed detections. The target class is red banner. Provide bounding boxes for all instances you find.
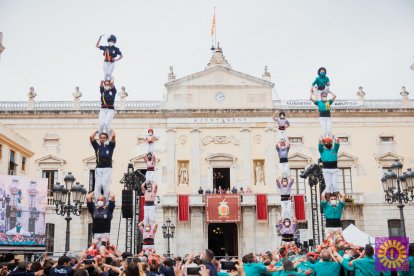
[293,194,306,221]
[256,194,268,221]
[206,194,241,223]
[178,194,189,222]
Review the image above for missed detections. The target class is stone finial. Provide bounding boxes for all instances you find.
[357,86,366,100]
[0,32,5,54]
[72,86,82,99]
[262,65,271,81]
[168,66,176,81]
[400,86,409,103]
[410,57,414,70]
[27,87,37,100]
[207,42,231,68]
[119,86,128,99]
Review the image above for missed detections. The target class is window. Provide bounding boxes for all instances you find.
[380,136,394,143]
[21,157,26,171]
[42,170,58,197]
[45,223,55,254]
[288,137,303,144]
[338,136,349,143]
[337,168,353,193]
[89,170,95,192]
[290,168,306,195]
[8,150,16,175]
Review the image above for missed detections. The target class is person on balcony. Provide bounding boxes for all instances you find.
[98,79,117,136]
[141,181,158,225]
[319,136,340,194]
[96,34,123,81]
[86,191,115,248]
[276,176,295,219]
[90,130,116,200]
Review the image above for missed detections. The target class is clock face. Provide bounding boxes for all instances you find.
[215,92,225,103]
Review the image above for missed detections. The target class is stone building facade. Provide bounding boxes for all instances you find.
[0,47,413,256]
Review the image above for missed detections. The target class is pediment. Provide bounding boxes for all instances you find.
[338,152,358,167]
[288,153,312,168]
[35,154,66,166]
[165,66,274,88]
[206,153,237,162]
[83,155,96,165]
[130,154,161,168]
[375,152,403,167]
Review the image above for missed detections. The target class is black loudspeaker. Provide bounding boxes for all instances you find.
[121,190,133,219]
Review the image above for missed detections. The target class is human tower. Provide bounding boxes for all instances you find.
[86,35,160,255]
[275,67,345,244]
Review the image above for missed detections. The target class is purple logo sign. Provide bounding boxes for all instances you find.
[375,237,409,271]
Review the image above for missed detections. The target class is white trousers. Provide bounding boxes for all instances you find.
[103,61,115,80]
[278,130,287,140]
[319,117,332,138]
[94,167,112,200]
[147,143,154,154]
[279,162,290,178]
[281,200,292,219]
[322,168,339,193]
[144,205,156,225]
[98,108,115,135]
[145,171,155,181]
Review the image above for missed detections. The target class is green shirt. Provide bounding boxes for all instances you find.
[312,261,340,276]
[279,271,306,276]
[321,200,344,219]
[340,258,354,273]
[352,256,392,276]
[400,256,414,276]
[312,76,330,89]
[318,143,339,163]
[243,263,268,276]
[296,261,315,276]
[314,99,333,113]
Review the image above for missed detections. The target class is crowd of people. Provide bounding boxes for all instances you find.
[0,239,413,276]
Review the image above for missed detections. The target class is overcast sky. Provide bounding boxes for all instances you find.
[0,0,413,101]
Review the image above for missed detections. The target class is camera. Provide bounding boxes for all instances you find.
[300,163,319,179]
[83,259,95,265]
[186,266,201,275]
[221,261,236,271]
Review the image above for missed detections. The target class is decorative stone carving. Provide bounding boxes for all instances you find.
[207,43,231,68]
[27,87,37,100]
[72,87,82,99]
[357,86,366,100]
[262,66,271,81]
[178,135,187,145]
[168,66,176,81]
[202,135,239,146]
[42,133,61,153]
[255,161,265,185]
[253,135,262,144]
[119,86,128,99]
[178,162,189,185]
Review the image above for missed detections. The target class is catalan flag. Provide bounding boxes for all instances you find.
[211,8,216,37]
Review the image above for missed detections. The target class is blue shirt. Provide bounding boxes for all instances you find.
[91,140,116,168]
[100,86,117,109]
[312,261,340,276]
[99,45,122,62]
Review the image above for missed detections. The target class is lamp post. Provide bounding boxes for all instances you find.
[162,218,175,257]
[381,160,414,237]
[52,172,87,253]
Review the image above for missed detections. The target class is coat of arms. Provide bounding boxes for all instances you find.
[218,199,230,217]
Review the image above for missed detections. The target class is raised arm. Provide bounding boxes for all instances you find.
[141,183,146,194]
[110,129,116,143]
[310,91,315,101]
[96,35,103,48]
[331,92,337,101]
[109,191,115,202]
[86,192,94,203]
[338,191,345,203]
[276,177,281,189]
[90,130,98,142]
[321,190,327,202]
[154,184,158,194]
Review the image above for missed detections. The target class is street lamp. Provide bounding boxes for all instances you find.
[162,218,175,257]
[381,160,414,237]
[52,172,87,253]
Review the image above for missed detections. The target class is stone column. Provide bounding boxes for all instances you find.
[166,129,176,193]
[240,128,252,187]
[265,127,276,189]
[191,129,201,192]
[207,166,213,191]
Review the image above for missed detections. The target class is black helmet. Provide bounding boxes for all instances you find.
[317,67,326,76]
[107,35,117,43]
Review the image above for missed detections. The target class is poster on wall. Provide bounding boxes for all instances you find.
[206,194,241,223]
[0,175,47,247]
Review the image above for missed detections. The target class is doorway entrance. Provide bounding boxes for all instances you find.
[213,168,230,191]
[208,223,238,258]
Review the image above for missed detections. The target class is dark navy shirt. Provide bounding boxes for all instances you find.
[99,46,122,62]
[91,140,116,168]
[87,200,115,233]
[49,266,74,276]
[100,86,117,109]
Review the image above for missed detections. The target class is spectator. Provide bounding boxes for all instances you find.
[312,250,340,276]
[401,243,414,276]
[202,249,218,276]
[49,256,73,276]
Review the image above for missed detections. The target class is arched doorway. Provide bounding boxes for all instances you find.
[208,223,238,258]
